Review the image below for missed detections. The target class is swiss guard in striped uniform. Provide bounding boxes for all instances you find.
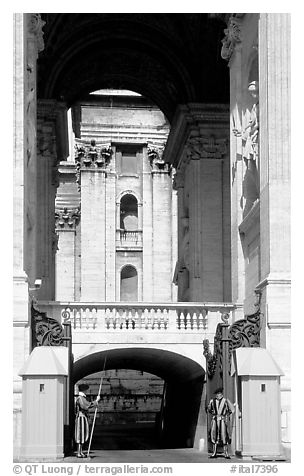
[74,383,100,458]
[207,387,234,459]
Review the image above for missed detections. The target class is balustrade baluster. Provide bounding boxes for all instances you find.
[150,308,156,330]
[201,309,208,329]
[105,308,111,330]
[91,308,97,329]
[119,308,126,329]
[110,307,116,329]
[75,309,81,329]
[137,308,142,329]
[158,309,164,329]
[143,308,149,329]
[189,310,194,330]
[130,308,136,329]
[162,308,169,329]
[84,308,91,329]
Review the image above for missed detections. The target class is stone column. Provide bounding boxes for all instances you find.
[173,172,188,301]
[55,208,80,300]
[14,13,29,324]
[36,100,68,300]
[13,13,45,459]
[185,134,228,302]
[171,183,178,301]
[163,104,230,303]
[81,166,107,301]
[258,13,291,443]
[151,157,173,302]
[225,20,246,320]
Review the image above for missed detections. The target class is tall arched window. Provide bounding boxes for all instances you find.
[120,194,138,231]
[120,265,138,301]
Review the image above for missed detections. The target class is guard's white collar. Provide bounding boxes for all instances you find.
[79,391,86,397]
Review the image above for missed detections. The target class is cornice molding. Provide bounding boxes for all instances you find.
[163,103,229,170]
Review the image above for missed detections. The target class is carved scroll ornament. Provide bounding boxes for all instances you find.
[228,291,262,351]
[31,304,64,348]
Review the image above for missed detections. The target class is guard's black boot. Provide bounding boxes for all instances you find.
[209,443,217,458]
[224,445,231,459]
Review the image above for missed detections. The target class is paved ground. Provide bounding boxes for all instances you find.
[64,448,236,463]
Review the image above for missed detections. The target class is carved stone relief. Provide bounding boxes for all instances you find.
[221,16,242,62]
[28,14,46,53]
[185,135,227,162]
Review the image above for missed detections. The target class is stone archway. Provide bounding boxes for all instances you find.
[73,347,205,449]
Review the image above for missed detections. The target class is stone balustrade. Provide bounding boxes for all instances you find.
[36,301,235,332]
[116,230,143,248]
[120,230,141,243]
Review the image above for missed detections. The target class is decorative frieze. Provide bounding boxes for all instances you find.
[221,16,242,61]
[55,207,80,230]
[185,135,227,161]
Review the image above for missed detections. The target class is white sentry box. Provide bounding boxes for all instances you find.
[231,347,284,458]
[19,346,69,461]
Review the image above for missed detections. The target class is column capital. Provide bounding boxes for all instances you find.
[147,143,171,173]
[55,207,80,231]
[75,139,113,169]
[221,15,242,62]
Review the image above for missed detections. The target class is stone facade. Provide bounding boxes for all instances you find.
[13,13,291,457]
[55,92,177,303]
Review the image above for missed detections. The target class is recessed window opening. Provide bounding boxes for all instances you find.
[120,265,138,301]
[121,150,137,174]
[120,194,138,231]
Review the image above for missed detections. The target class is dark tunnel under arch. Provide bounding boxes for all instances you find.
[73,347,206,449]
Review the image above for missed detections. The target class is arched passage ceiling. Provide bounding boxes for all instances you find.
[38,13,229,121]
[73,347,205,384]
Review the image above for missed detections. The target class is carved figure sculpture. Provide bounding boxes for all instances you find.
[243,81,259,161]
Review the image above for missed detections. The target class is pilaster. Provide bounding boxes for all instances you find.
[13,13,46,458]
[55,207,80,300]
[258,14,291,415]
[164,104,230,302]
[150,146,173,301]
[14,14,28,325]
[142,147,153,301]
[105,166,116,301]
[36,100,68,300]
[79,152,107,300]
[24,14,45,287]
[228,42,246,320]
